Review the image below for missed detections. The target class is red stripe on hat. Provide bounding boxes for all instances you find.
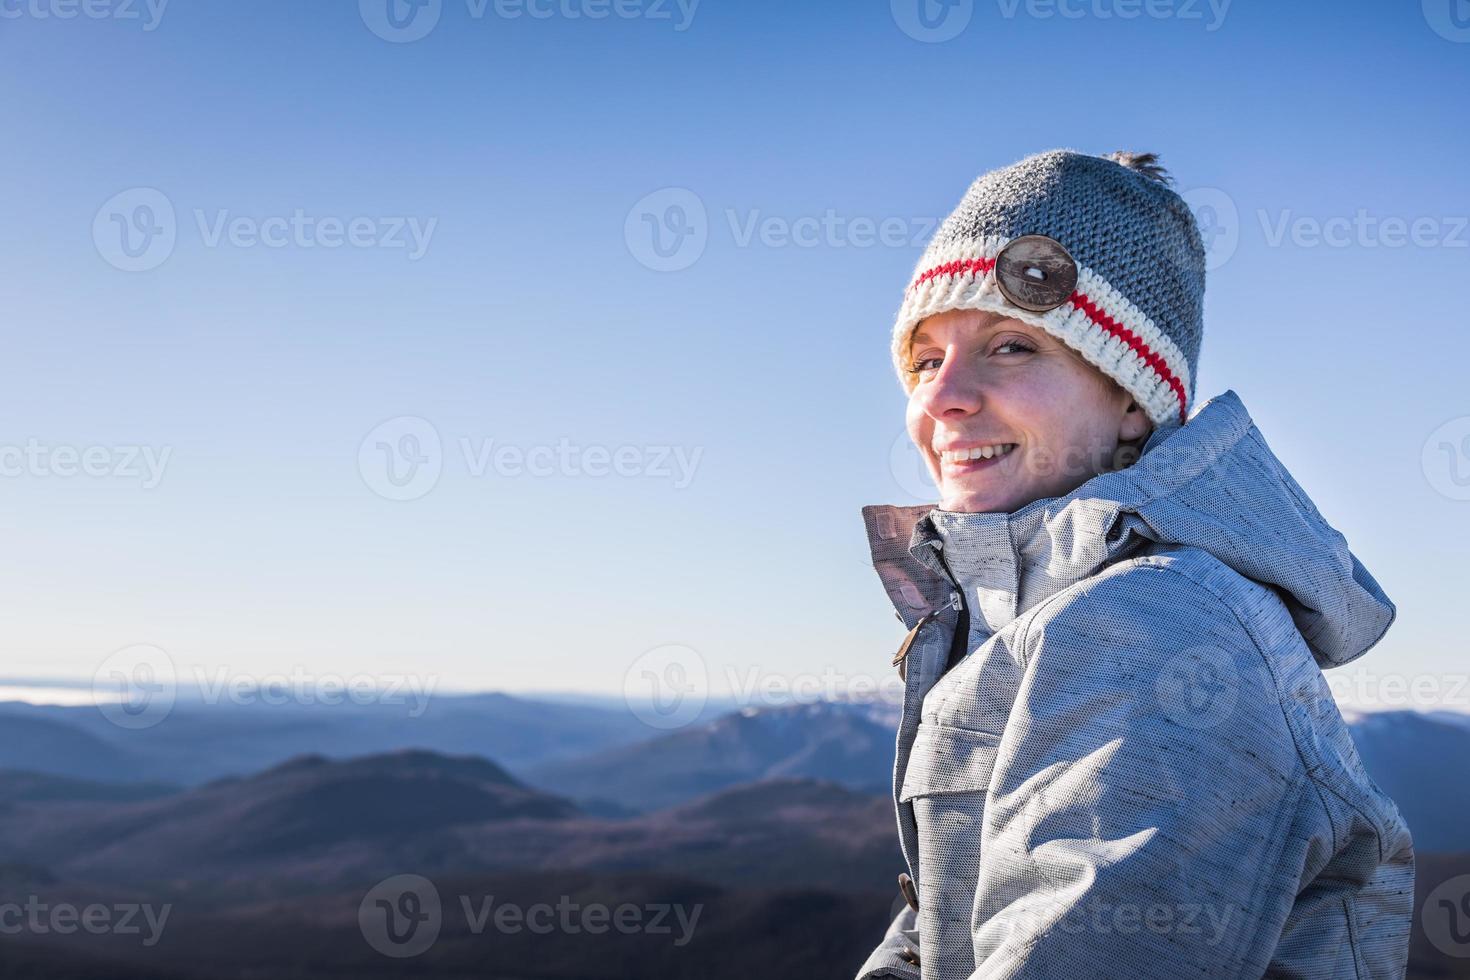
[1070,292,1188,426]
[909,257,995,291]
[906,258,1188,425]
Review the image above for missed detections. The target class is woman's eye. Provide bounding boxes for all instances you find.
[909,341,1033,377]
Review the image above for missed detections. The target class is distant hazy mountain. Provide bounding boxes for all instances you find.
[524,701,898,812]
[0,770,176,804]
[1340,709,1470,853]
[0,690,658,786]
[4,688,1464,857]
[456,776,900,893]
[0,715,137,781]
[0,750,580,887]
[0,720,1463,980]
[521,699,1470,854]
[0,752,899,896]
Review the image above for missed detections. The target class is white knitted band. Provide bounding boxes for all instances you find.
[891,236,1193,429]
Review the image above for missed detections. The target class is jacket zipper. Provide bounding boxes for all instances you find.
[891,590,962,672]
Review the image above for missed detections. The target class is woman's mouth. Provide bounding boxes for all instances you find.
[937,443,1016,473]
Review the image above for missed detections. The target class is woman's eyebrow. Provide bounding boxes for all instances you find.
[911,321,1017,347]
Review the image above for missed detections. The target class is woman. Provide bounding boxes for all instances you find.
[855,150,1413,979]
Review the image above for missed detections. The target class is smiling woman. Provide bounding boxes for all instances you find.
[902,308,1151,514]
[856,149,1412,980]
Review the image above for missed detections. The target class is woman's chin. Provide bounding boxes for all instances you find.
[938,485,1016,514]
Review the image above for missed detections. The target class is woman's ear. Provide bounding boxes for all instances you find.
[1119,399,1152,444]
[1108,400,1153,471]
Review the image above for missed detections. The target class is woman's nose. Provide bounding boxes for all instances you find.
[916,353,983,418]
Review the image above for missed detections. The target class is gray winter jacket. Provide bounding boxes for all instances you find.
[856,389,1413,979]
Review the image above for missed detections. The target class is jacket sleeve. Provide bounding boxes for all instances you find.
[854,905,921,979]
[970,564,1309,979]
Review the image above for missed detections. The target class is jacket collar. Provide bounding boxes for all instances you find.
[861,411,1181,633]
[861,484,1150,636]
[860,389,1398,668]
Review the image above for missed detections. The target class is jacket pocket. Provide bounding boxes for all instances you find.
[898,722,999,977]
[899,721,1002,801]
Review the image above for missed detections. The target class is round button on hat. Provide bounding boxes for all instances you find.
[994,234,1079,312]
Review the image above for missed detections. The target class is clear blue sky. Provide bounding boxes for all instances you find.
[1,0,1467,712]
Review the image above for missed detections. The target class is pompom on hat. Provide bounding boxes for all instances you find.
[891,149,1207,432]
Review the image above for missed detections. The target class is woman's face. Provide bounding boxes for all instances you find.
[905,308,1153,513]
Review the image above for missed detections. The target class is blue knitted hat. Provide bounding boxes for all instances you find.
[891,149,1206,431]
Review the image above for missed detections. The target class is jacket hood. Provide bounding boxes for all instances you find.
[861,389,1396,668]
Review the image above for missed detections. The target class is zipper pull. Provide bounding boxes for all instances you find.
[891,591,962,668]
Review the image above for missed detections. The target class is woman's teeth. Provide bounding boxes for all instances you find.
[938,444,1016,464]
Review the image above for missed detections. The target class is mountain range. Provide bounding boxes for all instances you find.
[0,691,1466,978]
